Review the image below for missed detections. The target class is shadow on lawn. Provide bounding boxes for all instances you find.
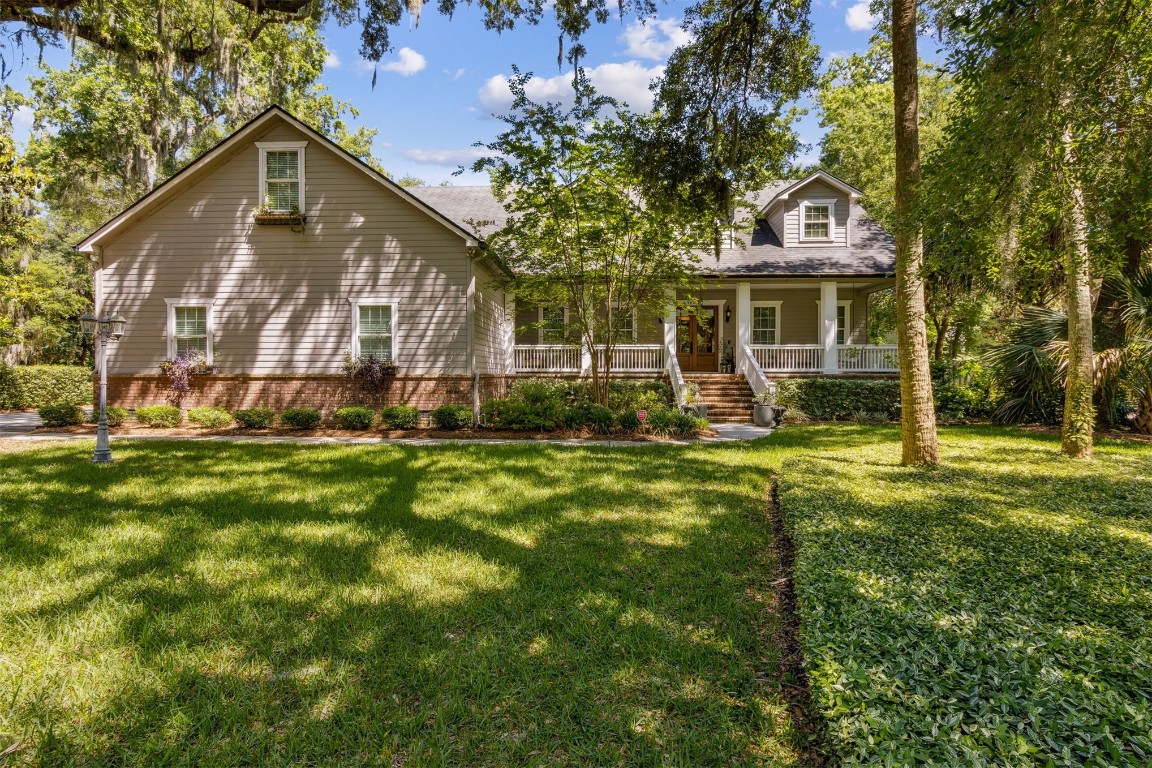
[0,437,869,766]
[780,431,1152,765]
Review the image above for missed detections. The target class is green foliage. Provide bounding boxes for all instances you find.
[89,406,129,427]
[135,405,182,428]
[187,407,233,429]
[775,379,902,421]
[379,405,420,429]
[617,411,642,432]
[0,365,92,409]
[279,407,321,430]
[573,403,616,434]
[643,406,707,437]
[378,405,420,429]
[781,427,1152,766]
[931,360,1001,420]
[430,404,473,430]
[331,406,375,430]
[481,398,566,431]
[234,408,276,429]
[37,402,85,427]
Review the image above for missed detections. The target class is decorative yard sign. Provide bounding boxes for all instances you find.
[637,409,648,423]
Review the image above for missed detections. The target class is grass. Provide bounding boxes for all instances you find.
[0,438,807,767]
[1,426,1150,766]
[779,427,1152,766]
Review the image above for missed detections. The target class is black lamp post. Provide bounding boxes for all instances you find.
[79,312,126,463]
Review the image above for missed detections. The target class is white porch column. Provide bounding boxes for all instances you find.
[580,343,593,375]
[503,292,516,374]
[821,280,839,374]
[663,288,677,355]
[736,281,751,373]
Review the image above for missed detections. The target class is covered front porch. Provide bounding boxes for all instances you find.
[507,279,898,378]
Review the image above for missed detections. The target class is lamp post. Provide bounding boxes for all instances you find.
[79,312,126,463]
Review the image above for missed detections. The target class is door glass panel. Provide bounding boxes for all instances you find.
[696,308,716,353]
[677,315,693,353]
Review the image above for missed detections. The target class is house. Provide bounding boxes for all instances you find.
[77,106,898,423]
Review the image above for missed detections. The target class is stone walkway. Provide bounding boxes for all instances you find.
[0,411,772,446]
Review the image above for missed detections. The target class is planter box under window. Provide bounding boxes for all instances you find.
[253,212,306,225]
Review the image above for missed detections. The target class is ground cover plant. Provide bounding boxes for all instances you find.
[0,437,808,766]
[776,426,1152,766]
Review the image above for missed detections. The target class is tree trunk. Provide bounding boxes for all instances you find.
[891,0,940,466]
[1061,128,1095,459]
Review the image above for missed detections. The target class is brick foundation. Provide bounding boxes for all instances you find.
[104,374,513,415]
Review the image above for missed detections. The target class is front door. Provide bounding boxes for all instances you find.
[677,307,719,371]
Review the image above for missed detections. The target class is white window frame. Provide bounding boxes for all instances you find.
[610,302,637,342]
[816,299,853,345]
[349,297,400,360]
[257,141,308,213]
[750,301,783,345]
[799,199,836,242]
[539,306,568,344]
[164,298,217,363]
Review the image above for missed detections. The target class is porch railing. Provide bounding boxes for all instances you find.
[837,344,899,372]
[594,344,666,373]
[750,344,824,373]
[514,344,667,374]
[740,343,773,400]
[666,343,687,406]
[514,345,582,373]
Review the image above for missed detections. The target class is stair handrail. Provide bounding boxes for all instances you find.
[740,343,775,403]
[665,342,688,407]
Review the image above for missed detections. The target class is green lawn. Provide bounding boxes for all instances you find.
[1,427,1151,767]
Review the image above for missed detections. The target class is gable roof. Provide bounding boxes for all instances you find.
[75,105,481,253]
[756,170,863,215]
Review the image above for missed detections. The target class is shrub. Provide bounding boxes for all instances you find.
[89,406,129,427]
[932,359,1002,420]
[332,406,376,430]
[280,407,322,430]
[775,379,902,421]
[187,407,233,428]
[430,404,473,430]
[481,398,565,430]
[645,406,707,436]
[582,404,616,434]
[235,408,276,429]
[617,410,642,432]
[38,403,85,427]
[136,405,182,427]
[379,405,420,429]
[605,380,673,412]
[0,365,92,410]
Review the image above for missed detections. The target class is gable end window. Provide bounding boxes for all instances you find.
[800,200,835,241]
[350,299,399,360]
[257,141,307,213]
[165,299,216,362]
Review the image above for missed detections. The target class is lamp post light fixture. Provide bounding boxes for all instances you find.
[80,312,126,463]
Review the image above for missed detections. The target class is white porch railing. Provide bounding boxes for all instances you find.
[740,343,773,400]
[514,345,582,373]
[666,344,687,406]
[594,344,666,373]
[838,344,899,372]
[751,344,824,373]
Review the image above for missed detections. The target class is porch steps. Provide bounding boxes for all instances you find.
[684,374,755,424]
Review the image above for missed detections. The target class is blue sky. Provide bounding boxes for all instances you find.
[8,0,886,185]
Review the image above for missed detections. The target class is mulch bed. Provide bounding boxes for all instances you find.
[33,423,711,442]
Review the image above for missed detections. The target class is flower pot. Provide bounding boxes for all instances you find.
[753,404,777,427]
[683,403,708,418]
[253,212,306,226]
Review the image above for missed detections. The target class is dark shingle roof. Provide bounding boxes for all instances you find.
[408,184,895,278]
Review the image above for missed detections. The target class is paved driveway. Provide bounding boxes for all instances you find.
[0,411,42,436]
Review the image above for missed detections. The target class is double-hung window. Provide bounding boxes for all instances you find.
[257,141,307,213]
[751,302,782,345]
[540,306,567,343]
[350,299,398,361]
[165,299,216,362]
[800,200,835,241]
[610,303,636,342]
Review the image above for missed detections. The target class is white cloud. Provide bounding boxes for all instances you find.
[445,67,467,80]
[477,61,664,113]
[13,105,33,129]
[845,1,877,31]
[401,147,493,166]
[619,17,691,61]
[324,51,342,69]
[354,59,377,76]
[381,47,427,76]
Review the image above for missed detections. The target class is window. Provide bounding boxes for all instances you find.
[165,299,216,362]
[540,306,567,343]
[257,141,307,213]
[751,302,782,345]
[611,303,636,342]
[350,298,399,360]
[801,200,835,241]
[816,300,852,345]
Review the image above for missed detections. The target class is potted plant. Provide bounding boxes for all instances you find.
[720,341,735,374]
[682,382,707,418]
[753,389,784,427]
[253,198,306,227]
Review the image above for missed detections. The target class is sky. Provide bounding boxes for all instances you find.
[7,0,887,185]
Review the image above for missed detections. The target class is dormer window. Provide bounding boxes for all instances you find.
[257,141,307,213]
[801,200,835,241]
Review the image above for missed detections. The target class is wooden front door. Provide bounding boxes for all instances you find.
[676,307,719,371]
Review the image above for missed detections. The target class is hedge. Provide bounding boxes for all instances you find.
[776,378,902,421]
[0,365,92,410]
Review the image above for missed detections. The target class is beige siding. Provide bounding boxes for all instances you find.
[748,285,871,344]
[768,180,851,248]
[100,121,476,375]
[473,264,507,374]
